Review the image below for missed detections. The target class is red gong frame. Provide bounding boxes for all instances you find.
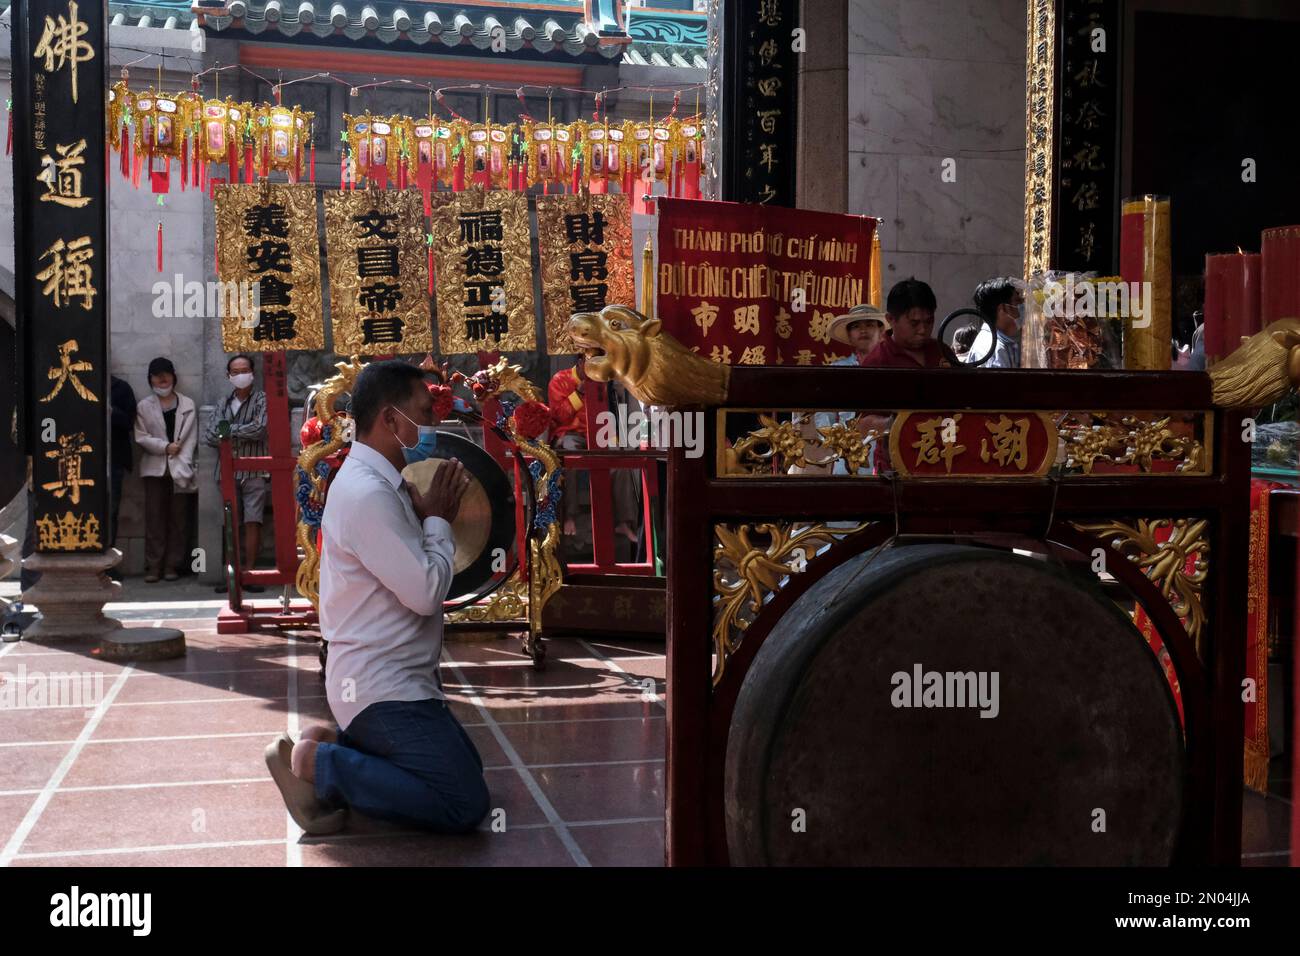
[665,366,1250,866]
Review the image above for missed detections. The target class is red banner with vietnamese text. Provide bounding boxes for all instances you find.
[656,199,876,366]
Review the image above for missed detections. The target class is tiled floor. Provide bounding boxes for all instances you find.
[0,615,1291,866]
[0,620,666,867]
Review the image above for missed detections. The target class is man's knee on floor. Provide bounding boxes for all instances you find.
[444,775,490,833]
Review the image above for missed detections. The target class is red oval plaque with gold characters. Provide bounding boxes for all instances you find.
[888,411,1059,478]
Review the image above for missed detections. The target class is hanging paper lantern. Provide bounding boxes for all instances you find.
[553,123,573,184]
[344,113,401,188]
[107,79,133,153]
[449,118,470,191]
[523,119,563,190]
[677,117,703,200]
[133,90,197,163]
[582,120,611,194]
[458,122,507,189]
[256,104,313,181]
[196,97,246,172]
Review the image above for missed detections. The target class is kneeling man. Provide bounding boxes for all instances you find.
[265,360,488,834]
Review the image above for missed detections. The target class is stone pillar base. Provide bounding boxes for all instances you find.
[0,533,19,613]
[20,550,123,644]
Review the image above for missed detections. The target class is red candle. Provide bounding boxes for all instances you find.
[1203,251,1260,360]
[1261,225,1300,326]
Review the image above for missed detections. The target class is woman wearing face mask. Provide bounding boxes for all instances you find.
[134,357,199,583]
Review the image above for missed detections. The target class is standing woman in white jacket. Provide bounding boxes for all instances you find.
[134,357,199,582]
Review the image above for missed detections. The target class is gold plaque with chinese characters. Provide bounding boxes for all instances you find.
[536,194,634,354]
[429,187,536,354]
[213,182,324,352]
[325,188,432,355]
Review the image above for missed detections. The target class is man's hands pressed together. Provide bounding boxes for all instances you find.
[407,457,472,524]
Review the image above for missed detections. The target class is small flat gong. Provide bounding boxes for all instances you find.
[401,432,517,601]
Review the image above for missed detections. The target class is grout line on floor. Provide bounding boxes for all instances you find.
[284,637,304,866]
[578,639,666,711]
[0,777,269,797]
[0,715,664,750]
[12,837,287,861]
[0,664,136,867]
[445,662,590,867]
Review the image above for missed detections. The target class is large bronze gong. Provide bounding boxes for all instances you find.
[724,543,1185,866]
[401,432,517,604]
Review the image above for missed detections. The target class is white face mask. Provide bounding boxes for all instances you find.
[229,372,254,389]
[153,385,173,398]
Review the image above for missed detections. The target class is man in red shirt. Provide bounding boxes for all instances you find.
[859,278,959,472]
[863,278,960,368]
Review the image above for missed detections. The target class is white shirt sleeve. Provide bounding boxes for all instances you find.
[346,488,456,617]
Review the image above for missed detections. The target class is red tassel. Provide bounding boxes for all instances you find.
[121,128,131,179]
[452,155,465,192]
[622,162,634,197]
[208,175,225,201]
[374,164,388,190]
[398,161,406,191]
[244,143,253,183]
[156,220,163,272]
[262,139,270,179]
[310,143,316,182]
[150,158,170,194]
[180,139,189,191]
[417,162,432,215]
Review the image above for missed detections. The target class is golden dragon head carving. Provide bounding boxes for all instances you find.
[1210,318,1300,408]
[567,304,730,407]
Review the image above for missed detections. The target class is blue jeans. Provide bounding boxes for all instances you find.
[314,699,490,834]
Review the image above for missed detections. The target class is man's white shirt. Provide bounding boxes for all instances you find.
[319,440,455,731]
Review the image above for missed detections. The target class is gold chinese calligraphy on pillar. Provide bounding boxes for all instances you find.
[536,194,634,354]
[325,188,431,355]
[429,187,536,354]
[1023,0,1056,276]
[213,182,324,352]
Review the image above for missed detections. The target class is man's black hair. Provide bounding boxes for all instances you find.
[351,360,427,434]
[226,353,255,374]
[886,277,937,318]
[973,277,1020,322]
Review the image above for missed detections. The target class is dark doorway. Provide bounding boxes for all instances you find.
[1129,10,1300,274]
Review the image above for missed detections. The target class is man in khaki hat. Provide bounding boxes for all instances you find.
[801,305,890,476]
[827,304,889,367]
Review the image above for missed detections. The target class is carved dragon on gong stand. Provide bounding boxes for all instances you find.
[294,356,363,608]
[449,357,565,666]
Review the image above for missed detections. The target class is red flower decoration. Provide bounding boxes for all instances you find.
[427,382,455,421]
[511,400,551,440]
[300,416,323,447]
